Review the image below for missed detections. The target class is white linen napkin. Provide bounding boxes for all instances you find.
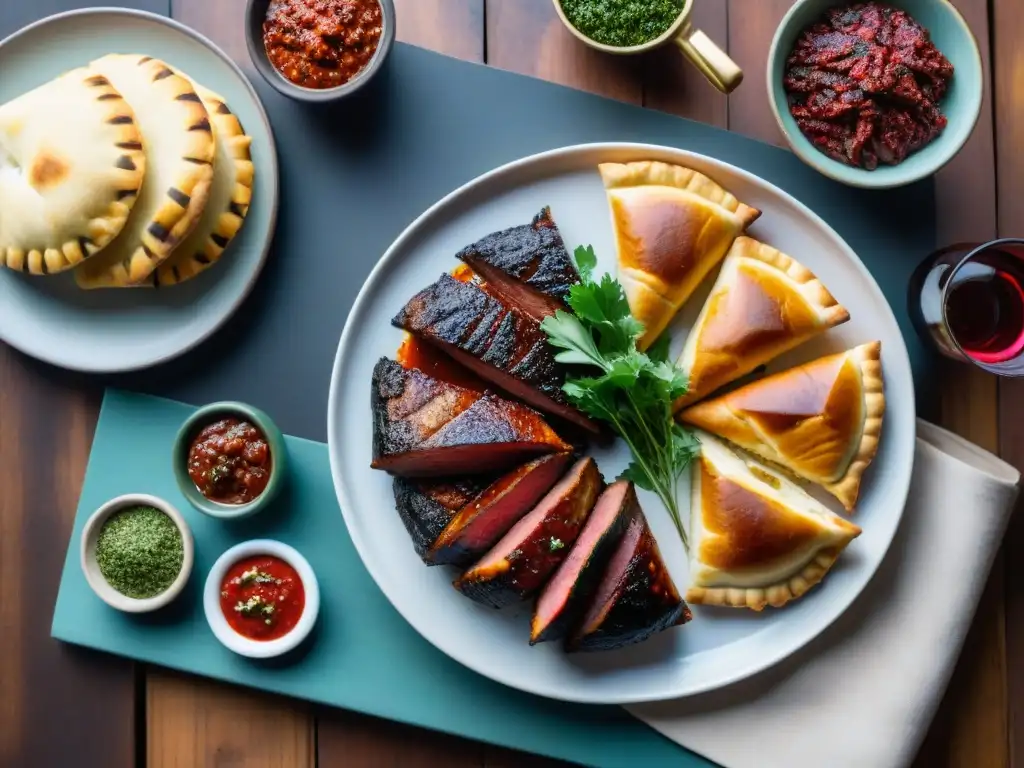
[628,419,1020,768]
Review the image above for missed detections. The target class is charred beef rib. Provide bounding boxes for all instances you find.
[392,477,492,561]
[455,457,603,608]
[568,497,692,652]
[455,207,580,320]
[429,452,573,567]
[391,274,598,435]
[530,480,634,645]
[370,357,570,477]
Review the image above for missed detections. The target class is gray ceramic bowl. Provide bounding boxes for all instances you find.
[244,0,395,103]
[767,0,983,189]
[173,401,287,520]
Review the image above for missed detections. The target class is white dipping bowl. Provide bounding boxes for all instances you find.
[80,493,194,613]
[203,539,320,659]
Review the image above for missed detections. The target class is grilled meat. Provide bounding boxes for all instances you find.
[393,476,492,561]
[392,274,598,435]
[568,501,691,652]
[455,207,580,320]
[429,452,573,567]
[455,457,603,608]
[370,357,570,477]
[530,480,634,645]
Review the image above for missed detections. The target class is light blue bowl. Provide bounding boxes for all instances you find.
[767,0,983,189]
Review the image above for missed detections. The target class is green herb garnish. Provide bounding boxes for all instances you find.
[541,246,700,549]
[549,537,565,552]
[95,505,184,599]
[560,0,684,48]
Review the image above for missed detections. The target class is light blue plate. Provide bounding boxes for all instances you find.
[0,9,278,372]
[766,0,984,189]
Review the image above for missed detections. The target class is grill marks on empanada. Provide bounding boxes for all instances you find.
[74,54,216,288]
[0,66,146,274]
[149,80,254,288]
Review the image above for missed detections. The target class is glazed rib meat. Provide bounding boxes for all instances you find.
[455,457,603,608]
[370,357,570,477]
[391,274,598,435]
[455,207,580,320]
[429,452,573,567]
[392,476,492,561]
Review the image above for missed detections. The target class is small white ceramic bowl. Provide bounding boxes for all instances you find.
[80,493,194,613]
[203,539,320,659]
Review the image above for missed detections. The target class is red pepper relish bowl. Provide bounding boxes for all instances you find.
[172,401,287,520]
[766,0,983,189]
[204,539,321,658]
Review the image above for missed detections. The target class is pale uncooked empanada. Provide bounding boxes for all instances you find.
[0,67,146,274]
[74,54,215,288]
[687,432,861,610]
[148,77,253,287]
[674,237,849,410]
[680,342,885,511]
[599,160,760,349]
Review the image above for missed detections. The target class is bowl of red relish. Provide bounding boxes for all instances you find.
[767,0,982,188]
[173,401,287,520]
[204,539,320,658]
[245,0,396,103]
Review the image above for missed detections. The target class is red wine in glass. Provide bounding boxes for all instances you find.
[908,239,1024,375]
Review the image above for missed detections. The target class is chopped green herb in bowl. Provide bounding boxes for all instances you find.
[80,494,194,613]
[558,0,684,48]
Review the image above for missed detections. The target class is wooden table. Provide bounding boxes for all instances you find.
[1,0,1021,766]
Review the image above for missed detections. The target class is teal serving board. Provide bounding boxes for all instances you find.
[52,390,710,768]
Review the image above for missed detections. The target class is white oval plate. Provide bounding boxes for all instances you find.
[0,9,278,373]
[327,143,915,704]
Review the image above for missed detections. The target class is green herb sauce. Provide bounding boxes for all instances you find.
[560,0,684,48]
[95,505,184,599]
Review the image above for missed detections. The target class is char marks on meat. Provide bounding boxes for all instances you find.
[370,357,570,477]
[455,207,580,320]
[429,452,573,567]
[530,480,634,645]
[455,457,603,608]
[392,274,598,435]
[568,502,691,652]
[393,476,492,561]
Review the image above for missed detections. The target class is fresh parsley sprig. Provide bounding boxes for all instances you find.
[541,246,700,550]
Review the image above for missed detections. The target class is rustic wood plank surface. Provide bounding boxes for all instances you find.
[0,0,1017,766]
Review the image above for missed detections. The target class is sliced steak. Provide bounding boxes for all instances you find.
[568,504,692,652]
[455,457,603,608]
[429,452,573,567]
[392,274,598,435]
[370,357,570,477]
[455,206,580,320]
[393,476,492,561]
[530,480,634,645]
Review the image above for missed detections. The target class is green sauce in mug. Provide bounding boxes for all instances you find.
[560,0,685,48]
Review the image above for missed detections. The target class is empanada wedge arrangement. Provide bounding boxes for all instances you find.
[687,433,862,610]
[680,342,884,511]
[674,237,850,410]
[0,53,256,290]
[599,160,761,350]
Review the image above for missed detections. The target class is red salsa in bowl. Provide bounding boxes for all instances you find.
[262,0,384,90]
[187,418,272,505]
[219,554,305,641]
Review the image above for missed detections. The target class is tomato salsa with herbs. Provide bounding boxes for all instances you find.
[187,418,272,505]
[263,0,383,89]
[783,2,953,170]
[220,555,305,641]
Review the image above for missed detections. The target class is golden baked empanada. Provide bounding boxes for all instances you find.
[598,161,760,349]
[674,237,849,410]
[75,54,215,288]
[687,433,862,610]
[680,342,884,510]
[0,67,145,274]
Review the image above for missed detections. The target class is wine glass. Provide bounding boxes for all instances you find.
[908,238,1024,375]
